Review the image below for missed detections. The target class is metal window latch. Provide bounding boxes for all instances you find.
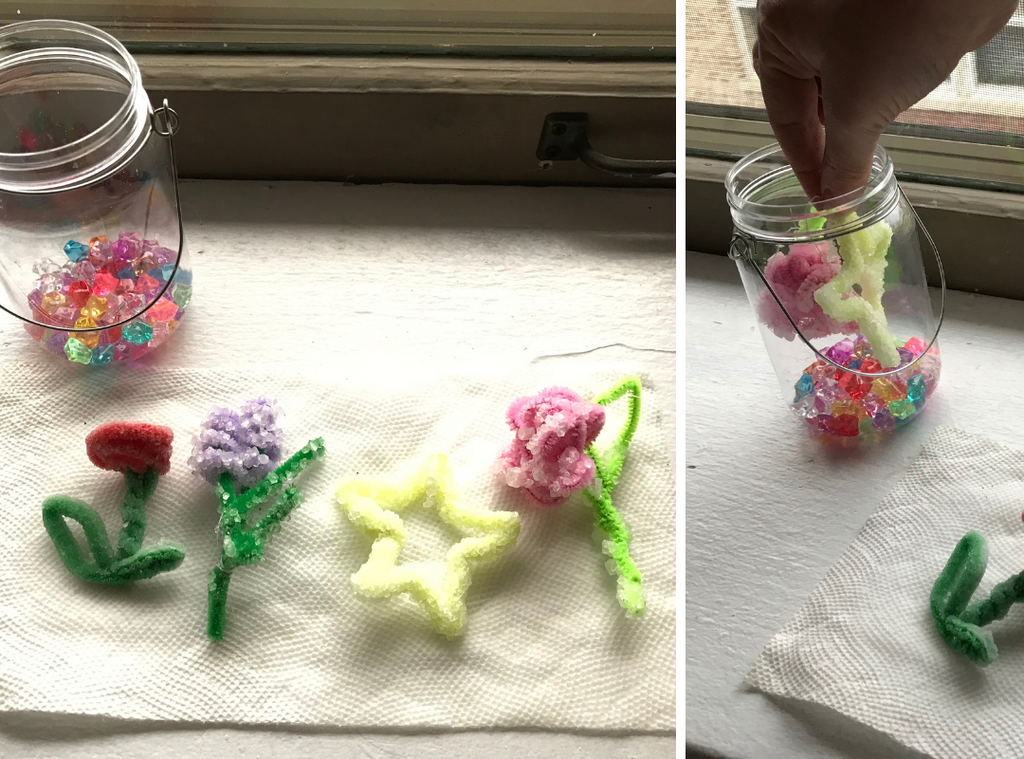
[535,112,675,179]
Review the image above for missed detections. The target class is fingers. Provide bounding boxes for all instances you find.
[758,63,825,201]
[818,117,885,204]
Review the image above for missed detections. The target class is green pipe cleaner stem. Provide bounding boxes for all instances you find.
[42,467,185,585]
[207,437,326,640]
[582,376,645,616]
[930,530,1024,665]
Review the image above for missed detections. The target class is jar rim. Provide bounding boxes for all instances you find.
[0,19,149,193]
[725,142,898,241]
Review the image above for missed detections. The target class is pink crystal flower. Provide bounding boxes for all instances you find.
[756,242,858,341]
[498,387,605,507]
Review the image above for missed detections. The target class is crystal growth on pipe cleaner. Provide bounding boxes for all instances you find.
[188,398,325,640]
[496,378,646,615]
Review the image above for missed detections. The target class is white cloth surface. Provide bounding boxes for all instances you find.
[745,425,1024,759]
[0,356,674,730]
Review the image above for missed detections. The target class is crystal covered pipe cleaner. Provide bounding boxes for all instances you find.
[188,398,325,640]
[930,531,1024,665]
[336,453,520,638]
[497,377,646,616]
[42,421,185,584]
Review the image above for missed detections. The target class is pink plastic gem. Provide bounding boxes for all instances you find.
[92,271,118,295]
[904,337,928,356]
[146,297,179,322]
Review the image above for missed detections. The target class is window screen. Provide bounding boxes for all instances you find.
[686,0,1024,146]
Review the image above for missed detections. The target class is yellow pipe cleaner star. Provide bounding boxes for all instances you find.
[336,453,521,638]
[813,213,901,368]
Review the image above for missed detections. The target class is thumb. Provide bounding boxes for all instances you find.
[818,119,885,204]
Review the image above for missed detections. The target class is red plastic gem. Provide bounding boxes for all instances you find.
[19,128,36,151]
[838,372,871,401]
[829,414,860,437]
[67,280,91,308]
[99,324,122,344]
[859,357,882,374]
[92,271,118,295]
[85,421,173,475]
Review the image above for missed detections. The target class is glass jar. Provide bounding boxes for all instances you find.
[0,20,192,364]
[725,143,945,438]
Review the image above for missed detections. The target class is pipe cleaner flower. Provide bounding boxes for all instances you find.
[756,242,858,341]
[189,398,325,640]
[498,387,606,507]
[930,531,1024,665]
[497,377,646,616]
[42,421,185,584]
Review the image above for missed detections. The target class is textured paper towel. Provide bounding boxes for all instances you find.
[745,425,1024,759]
[0,358,674,730]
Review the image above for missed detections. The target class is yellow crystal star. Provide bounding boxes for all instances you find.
[336,453,520,638]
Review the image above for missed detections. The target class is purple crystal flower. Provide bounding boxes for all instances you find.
[188,397,284,488]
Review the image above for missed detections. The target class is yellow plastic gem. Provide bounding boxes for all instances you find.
[81,295,108,320]
[73,316,100,348]
[336,453,521,638]
[832,399,868,420]
[872,378,901,403]
[41,291,67,315]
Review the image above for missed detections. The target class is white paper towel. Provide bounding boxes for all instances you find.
[0,358,675,730]
[745,425,1024,758]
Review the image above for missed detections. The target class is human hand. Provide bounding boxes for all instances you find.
[753,0,1017,202]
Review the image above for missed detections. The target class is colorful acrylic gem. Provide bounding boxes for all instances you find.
[832,399,868,420]
[907,374,927,407]
[871,378,901,403]
[63,240,89,262]
[122,320,153,345]
[67,280,91,308]
[889,399,916,420]
[92,271,118,296]
[904,337,928,356]
[859,357,882,374]
[136,273,160,297]
[828,414,860,437]
[794,373,813,402]
[839,372,872,401]
[172,283,192,308]
[63,337,92,364]
[81,295,107,320]
[872,407,896,432]
[91,344,113,365]
[40,291,67,315]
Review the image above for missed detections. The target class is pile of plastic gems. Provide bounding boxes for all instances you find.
[792,334,941,437]
[24,232,192,364]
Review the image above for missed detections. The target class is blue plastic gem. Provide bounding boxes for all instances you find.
[117,265,135,279]
[907,374,927,407]
[174,268,193,285]
[161,263,176,280]
[63,240,89,262]
[148,266,166,281]
[847,358,862,370]
[793,373,813,402]
[122,321,153,345]
[91,344,113,365]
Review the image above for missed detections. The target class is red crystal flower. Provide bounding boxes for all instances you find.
[86,421,174,475]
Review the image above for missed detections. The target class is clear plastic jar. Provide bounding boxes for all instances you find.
[725,143,944,438]
[0,20,191,364]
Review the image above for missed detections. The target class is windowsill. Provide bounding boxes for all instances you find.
[138,54,676,97]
